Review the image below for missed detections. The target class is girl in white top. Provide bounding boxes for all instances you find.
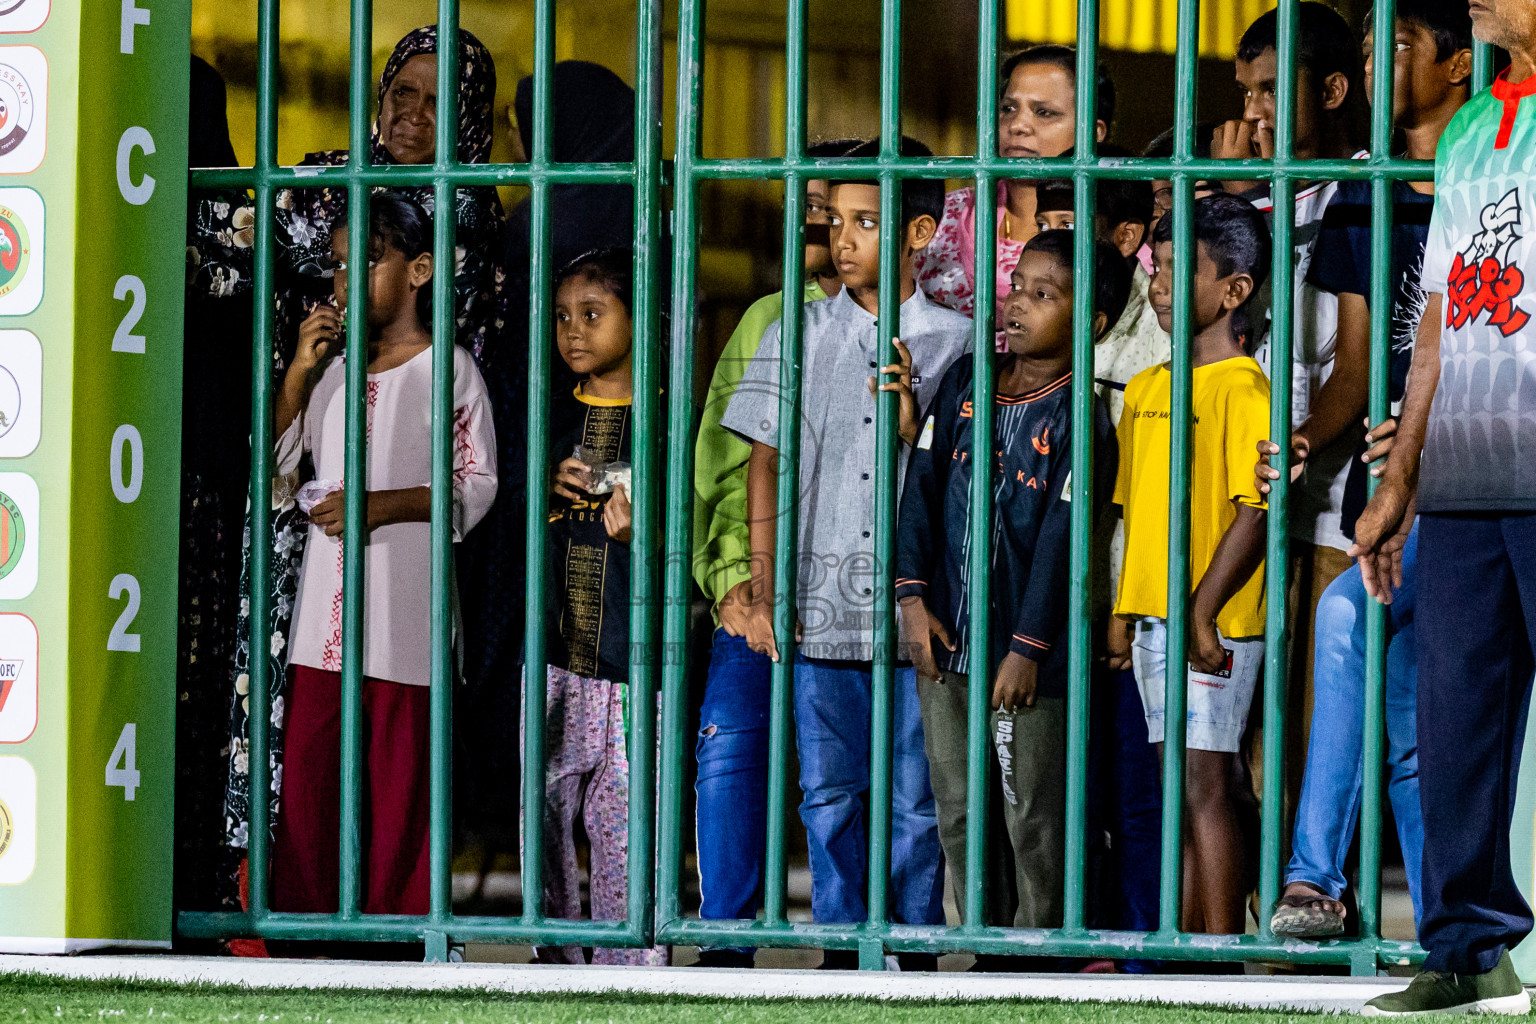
[268,193,497,916]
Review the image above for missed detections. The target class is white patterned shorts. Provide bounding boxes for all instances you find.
[1130,618,1263,753]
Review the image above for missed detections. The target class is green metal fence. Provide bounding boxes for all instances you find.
[177,0,1494,975]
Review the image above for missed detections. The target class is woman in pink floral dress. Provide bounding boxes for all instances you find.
[916,44,1115,348]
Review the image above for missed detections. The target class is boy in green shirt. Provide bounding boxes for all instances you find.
[689,139,853,967]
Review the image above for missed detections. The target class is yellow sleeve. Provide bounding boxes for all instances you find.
[1224,368,1271,510]
[1113,378,1138,507]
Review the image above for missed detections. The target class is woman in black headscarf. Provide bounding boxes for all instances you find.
[455,61,636,865]
[203,26,507,875]
[175,55,254,917]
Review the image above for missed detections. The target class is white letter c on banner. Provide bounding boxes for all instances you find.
[116,127,156,206]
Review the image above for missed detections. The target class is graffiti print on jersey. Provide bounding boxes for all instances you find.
[1447,188,1531,337]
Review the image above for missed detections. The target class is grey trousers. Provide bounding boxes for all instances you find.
[917,670,1066,929]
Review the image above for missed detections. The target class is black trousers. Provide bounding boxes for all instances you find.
[1418,512,1536,973]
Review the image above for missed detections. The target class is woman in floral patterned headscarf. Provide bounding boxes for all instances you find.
[201,26,506,898]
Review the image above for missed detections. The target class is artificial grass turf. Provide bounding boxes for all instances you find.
[0,973,1340,1024]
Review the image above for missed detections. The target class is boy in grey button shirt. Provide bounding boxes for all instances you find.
[721,137,971,960]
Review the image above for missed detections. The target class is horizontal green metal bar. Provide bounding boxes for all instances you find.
[180,907,1423,967]
[683,157,1432,180]
[656,920,1422,966]
[177,911,641,946]
[189,163,636,188]
[191,155,1439,191]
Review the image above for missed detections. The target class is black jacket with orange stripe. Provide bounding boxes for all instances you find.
[895,357,1117,693]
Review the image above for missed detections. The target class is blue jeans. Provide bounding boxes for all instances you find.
[793,655,945,925]
[1091,668,1162,937]
[694,630,771,931]
[1286,522,1422,925]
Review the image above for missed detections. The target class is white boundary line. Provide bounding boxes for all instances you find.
[0,954,1411,1012]
[0,939,171,955]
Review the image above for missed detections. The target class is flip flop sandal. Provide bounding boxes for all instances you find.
[1269,892,1346,939]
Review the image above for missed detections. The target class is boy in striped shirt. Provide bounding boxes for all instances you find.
[895,230,1126,942]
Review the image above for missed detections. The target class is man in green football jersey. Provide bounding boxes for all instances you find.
[1356,0,1536,1015]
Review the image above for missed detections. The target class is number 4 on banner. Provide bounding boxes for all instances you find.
[106,723,140,801]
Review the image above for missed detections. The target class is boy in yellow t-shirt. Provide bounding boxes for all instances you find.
[1109,192,1272,937]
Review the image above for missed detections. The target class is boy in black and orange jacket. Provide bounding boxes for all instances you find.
[896,230,1126,939]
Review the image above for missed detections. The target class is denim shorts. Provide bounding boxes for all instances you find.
[1130,618,1263,753]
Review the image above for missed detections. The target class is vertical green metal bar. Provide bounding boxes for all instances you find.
[1473,41,1495,93]
[865,0,901,954]
[627,0,664,943]
[519,0,555,926]
[338,0,374,921]
[1357,0,1399,954]
[961,0,997,934]
[1158,0,1199,935]
[765,0,808,928]
[1258,0,1297,932]
[657,0,706,932]
[1063,0,1100,935]
[427,0,461,930]
[244,0,281,919]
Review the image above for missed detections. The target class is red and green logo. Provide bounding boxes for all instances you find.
[0,660,20,714]
[0,206,30,296]
[0,491,24,581]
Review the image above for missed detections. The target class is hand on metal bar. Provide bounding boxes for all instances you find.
[867,337,920,446]
[1361,416,1399,471]
[1253,436,1308,496]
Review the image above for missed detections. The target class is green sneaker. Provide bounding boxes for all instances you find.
[1363,952,1531,1016]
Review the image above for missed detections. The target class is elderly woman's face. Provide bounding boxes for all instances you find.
[380,54,437,165]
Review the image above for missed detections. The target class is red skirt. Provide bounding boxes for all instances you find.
[270,665,431,916]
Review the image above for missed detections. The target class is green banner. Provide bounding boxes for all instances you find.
[0,0,189,952]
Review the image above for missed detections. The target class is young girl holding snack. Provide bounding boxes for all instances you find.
[269,193,497,918]
[532,247,665,964]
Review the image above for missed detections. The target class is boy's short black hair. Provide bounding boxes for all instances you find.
[556,246,635,319]
[807,137,862,159]
[1034,145,1153,229]
[1034,178,1154,231]
[1021,228,1135,333]
[1102,177,1154,230]
[1151,192,1272,339]
[1363,0,1472,62]
[838,137,946,231]
[1143,123,1219,161]
[1237,2,1362,96]
[1034,178,1073,215]
[1001,44,1116,130]
[355,191,435,327]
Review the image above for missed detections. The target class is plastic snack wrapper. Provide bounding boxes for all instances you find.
[296,479,344,514]
[572,445,632,496]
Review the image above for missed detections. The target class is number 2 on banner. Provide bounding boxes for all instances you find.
[106,723,140,802]
[112,275,146,354]
[108,573,142,652]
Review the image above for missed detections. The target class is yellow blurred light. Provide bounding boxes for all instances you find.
[1005,0,1278,58]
